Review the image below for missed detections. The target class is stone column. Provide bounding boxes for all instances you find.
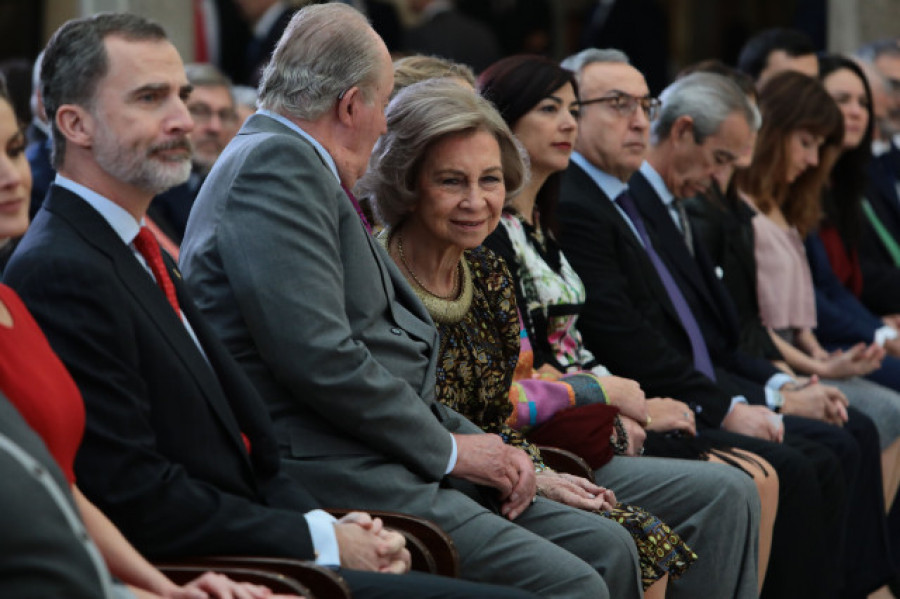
[829,0,900,54]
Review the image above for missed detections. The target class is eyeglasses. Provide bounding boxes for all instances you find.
[188,102,239,126]
[578,92,662,121]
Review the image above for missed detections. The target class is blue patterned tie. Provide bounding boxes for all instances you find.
[615,190,716,380]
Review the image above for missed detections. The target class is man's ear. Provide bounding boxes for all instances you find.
[336,86,361,128]
[55,103,94,149]
[672,115,694,144]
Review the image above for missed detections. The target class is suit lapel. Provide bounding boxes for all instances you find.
[45,188,253,467]
[564,163,683,325]
[629,173,727,324]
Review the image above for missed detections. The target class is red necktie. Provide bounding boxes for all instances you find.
[133,226,181,316]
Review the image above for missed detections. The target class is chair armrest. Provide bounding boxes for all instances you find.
[537,445,594,479]
[327,509,459,578]
[159,557,351,599]
[158,564,310,596]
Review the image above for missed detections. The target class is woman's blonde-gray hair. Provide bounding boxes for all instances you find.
[358,78,527,227]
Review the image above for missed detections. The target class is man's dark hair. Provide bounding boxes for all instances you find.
[41,12,167,168]
[736,28,815,82]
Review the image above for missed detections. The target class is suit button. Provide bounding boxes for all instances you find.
[390,328,402,336]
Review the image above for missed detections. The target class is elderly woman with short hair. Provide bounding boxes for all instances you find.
[358,78,696,597]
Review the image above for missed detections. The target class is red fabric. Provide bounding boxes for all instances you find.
[193,0,209,63]
[526,402,619,470]
[133,227,181,315]
[820,226,863,297]
[145,216,180,262]
[0,284,85,483]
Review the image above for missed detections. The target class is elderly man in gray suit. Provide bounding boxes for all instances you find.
[180,4,646,598]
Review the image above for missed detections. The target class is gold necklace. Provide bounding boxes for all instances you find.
[397,230,460,300]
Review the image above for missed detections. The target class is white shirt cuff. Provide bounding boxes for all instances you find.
[875,326,898,347]
[764,373,795,409]
[726,395,748,416]
[444,434,458,474]
[304,509,340,566]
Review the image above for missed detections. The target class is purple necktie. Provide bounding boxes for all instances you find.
[615,190,716,381]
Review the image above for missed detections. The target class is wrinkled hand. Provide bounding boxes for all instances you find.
[820,343,882,378]
[883,315,900,330]
[535,471,616,511]
[722,403,783,442]
[166,572,304,599]
[616,415,647,456]
[599,376,648,424]
[334,512,410,574]
[782,380,848,425]
[646,398,696,436]
[500,446,538,520]
[450,434,536,520]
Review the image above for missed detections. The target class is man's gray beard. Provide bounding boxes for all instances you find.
[93,135,193,195]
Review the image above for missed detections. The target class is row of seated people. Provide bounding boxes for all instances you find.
[3,5,900,598]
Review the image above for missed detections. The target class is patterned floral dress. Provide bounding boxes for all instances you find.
[381,230,696,588]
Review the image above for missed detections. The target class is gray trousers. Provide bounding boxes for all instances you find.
[596,455,761,599]
[281,456,642,599]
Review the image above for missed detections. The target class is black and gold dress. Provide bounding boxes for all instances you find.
[382,231,696,589]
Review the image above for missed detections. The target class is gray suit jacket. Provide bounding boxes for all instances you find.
[0,392,115,598]
[181,114,489,527]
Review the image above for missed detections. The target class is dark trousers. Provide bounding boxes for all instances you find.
[702,427,836,599]
[786,409,894,598]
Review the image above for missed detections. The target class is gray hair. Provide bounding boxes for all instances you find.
[29,50,44,121]
[41,12,167,168]
[185,62,232,90]
[358,78,526,227]
[856,38,900,63]
[652,72,761,145]
[231,85,258,110]
[560,48,630,86]
[257,3,382,120]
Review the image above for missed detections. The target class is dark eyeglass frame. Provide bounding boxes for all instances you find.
[578,92,662,121]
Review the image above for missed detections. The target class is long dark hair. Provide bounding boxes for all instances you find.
[478,54,578,244]
[818,53,875,249]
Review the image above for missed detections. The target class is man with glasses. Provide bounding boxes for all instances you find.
[152,63,238,243]
[557,48,852,599]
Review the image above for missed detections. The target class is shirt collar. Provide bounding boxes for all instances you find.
[570,151,629,201]
[256,109,340,183]
[639,160,675,208]
[54,174,142,245]
[873,139,892,157]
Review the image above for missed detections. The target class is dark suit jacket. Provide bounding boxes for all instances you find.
[628,171,778,405]
[859,145,900,315]
[685,192,782,362]
[3,185,318,561]
[557,162,730,428]
[806,231,885,347]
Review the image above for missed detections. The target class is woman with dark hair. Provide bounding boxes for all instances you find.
[818,55,900,316]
